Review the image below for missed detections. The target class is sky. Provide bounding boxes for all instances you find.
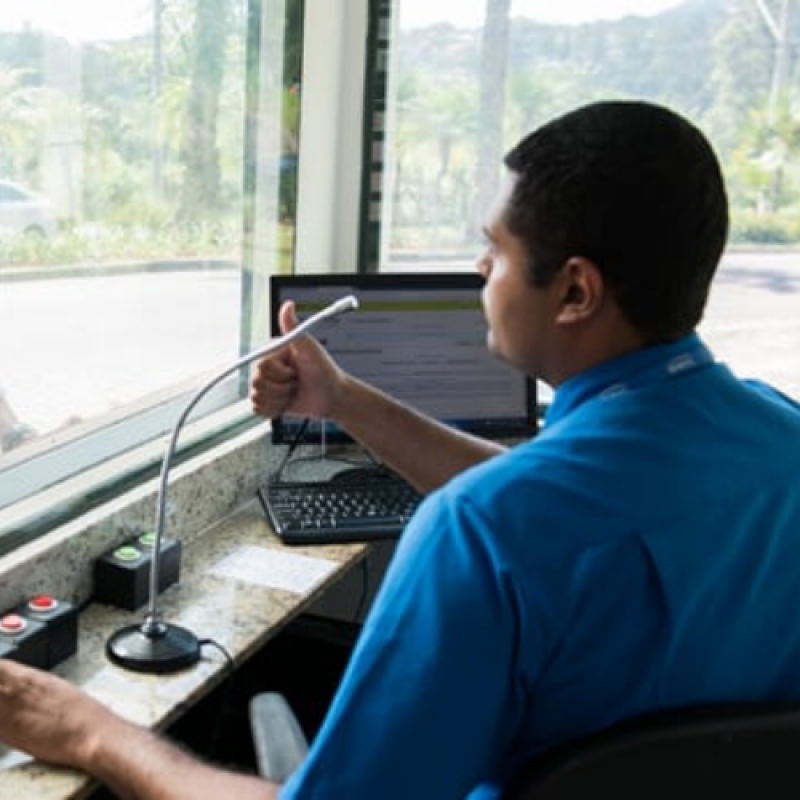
[402,0,687,29]
[0,0,689,41]
[0,0,150,42]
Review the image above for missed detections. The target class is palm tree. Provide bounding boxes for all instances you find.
[471,0,511,238]
[0,66,51,180]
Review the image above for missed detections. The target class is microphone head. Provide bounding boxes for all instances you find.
[332,294,359,315]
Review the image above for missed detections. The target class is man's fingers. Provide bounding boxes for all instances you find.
[254,354,296,382]
[278,300,298,334]
[251,359,298,413]
[251,384,296,417]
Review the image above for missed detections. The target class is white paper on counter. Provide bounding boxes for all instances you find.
[208,545,338,594]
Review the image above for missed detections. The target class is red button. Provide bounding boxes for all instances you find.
[0,614,26,633]
[29,594,58,612]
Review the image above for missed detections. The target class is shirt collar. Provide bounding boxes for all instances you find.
[544,332,713,426]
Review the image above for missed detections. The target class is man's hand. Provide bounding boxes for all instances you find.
[250,300,346,421]
[0,658,281,799]
[0,658,109,768]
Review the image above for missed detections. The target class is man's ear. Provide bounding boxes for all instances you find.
[555,257,605,324]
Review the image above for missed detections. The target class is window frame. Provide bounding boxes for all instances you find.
[0,0,375,544]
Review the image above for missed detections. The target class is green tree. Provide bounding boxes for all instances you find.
[707,0,773,156]
[730,93,800,214]
[0,66,52,181]
[177,0,233,221]
[391,71,478,246]
[471,0,510,239]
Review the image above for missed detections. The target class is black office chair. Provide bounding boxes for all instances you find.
[249,692,800,798]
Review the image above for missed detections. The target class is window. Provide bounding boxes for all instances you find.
[0,0,305,543]
[9,1,795,554]
[378,0,800,405]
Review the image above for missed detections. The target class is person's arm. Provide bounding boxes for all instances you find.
[329,372,504,492]
[250,301,505,493]
[0,659,279,800]
[92,726,279,800]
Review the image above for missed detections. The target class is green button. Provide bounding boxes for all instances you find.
[139,532,157,547]
[113,545,141,562]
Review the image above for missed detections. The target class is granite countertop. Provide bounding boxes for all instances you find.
[0,500,367,800]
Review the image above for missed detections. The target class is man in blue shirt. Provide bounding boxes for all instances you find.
[1,100,799,800]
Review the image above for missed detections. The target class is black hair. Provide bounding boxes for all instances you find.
[503,100,729,343]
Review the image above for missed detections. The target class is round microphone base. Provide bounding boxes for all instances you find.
[106,621,201,674]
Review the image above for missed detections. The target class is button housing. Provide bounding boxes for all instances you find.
[16,595,79,668]
[0,613,48,668]
[94,535,182,611]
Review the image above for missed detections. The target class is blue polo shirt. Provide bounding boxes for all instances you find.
[281,333,800,800]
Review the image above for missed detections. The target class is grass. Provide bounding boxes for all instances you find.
[0,220,297,271]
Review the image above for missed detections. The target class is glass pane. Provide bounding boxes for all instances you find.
[0,0,251,457]
[0,0,305,482]
[383,0,800,402]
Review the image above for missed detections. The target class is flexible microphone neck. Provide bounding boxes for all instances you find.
[106,293,358,673]
[146,293,358,624]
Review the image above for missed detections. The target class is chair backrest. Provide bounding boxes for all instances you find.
[501,701,800,800]
[251,693,800,797]
[250,692,309,783]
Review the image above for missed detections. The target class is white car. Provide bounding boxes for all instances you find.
[0,180,57,238]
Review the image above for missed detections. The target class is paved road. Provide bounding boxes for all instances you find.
[0,252,797,435]
[701,251,800,400]
[0,268,243,432]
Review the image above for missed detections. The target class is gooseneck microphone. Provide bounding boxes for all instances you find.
[105,294,359,673]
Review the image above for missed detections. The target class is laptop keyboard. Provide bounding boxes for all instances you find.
[257,471,423,545]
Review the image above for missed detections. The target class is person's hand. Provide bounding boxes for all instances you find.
[0,659,111,768]
[250,300,346,421]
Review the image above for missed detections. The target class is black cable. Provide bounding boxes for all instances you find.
[270,418,311,482]
[352,557,370,623]
[275,418,384,481]
[200,637,236,677]
[198,638,237,759]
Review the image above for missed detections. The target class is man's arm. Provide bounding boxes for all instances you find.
[0,659,279,800]
[250,301,506,493]
[330,373,505,492]
[91,725,279,800]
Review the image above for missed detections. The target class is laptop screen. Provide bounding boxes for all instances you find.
[269,272,538,444]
